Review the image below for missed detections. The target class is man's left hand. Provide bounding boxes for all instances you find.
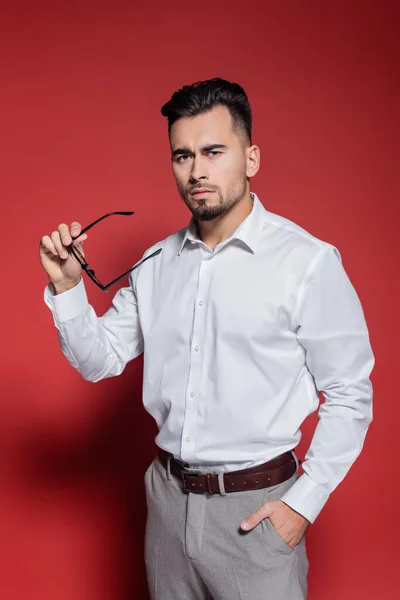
[240,500,310,549]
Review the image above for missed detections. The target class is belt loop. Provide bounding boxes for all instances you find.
[217,471,227,496]
[166,454,172,481]
[291,450,301,472]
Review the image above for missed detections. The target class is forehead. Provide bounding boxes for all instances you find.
[170,105,236,148]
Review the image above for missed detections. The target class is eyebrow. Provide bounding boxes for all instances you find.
[171,143,227,157]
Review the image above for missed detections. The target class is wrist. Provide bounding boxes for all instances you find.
[52,278,81,295]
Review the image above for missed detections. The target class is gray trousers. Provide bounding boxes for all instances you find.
[144,454,309,600]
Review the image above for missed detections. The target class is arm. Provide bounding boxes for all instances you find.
[44,274,144,382]
[40,220,144,382]
[279,244,375,523]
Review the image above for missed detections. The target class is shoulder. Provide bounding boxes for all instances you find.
[129,226,186,291]
[259,205,342,263]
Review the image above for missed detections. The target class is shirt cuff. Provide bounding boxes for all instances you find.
[279,472,330,524]
[44,277,89,325]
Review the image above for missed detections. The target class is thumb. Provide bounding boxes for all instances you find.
[72,233,87,257]
[73,232,87,248]
[240,501,274,531]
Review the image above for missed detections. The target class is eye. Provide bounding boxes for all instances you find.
[176,155,190,163]
[208,151,221,157]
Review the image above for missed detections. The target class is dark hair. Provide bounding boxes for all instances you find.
[160,77,252,145]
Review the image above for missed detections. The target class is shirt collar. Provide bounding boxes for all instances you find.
[178,191,265,256]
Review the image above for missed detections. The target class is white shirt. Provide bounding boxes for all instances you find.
[44,192,374,523]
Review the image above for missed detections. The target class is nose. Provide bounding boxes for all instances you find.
[189,155,209,182]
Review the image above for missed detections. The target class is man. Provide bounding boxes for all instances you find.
[40,78,375,600]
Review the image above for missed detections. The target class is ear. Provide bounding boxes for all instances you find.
[246,145,260,178]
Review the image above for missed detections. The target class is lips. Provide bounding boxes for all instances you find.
[191,189,214,196]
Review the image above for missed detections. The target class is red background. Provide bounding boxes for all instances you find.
[0,1,398,598]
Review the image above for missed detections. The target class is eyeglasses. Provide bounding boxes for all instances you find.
[69,211,162,292]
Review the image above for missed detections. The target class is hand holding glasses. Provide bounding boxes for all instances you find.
[40,211,162,293]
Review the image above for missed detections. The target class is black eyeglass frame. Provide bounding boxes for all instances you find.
[69,211,162,292]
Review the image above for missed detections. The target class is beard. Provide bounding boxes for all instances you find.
[178,175,248,222]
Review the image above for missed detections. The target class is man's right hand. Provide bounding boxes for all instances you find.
[40,222,88,294]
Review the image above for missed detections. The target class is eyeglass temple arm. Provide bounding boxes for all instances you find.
[102,248,162,290]
[72,211,135,239]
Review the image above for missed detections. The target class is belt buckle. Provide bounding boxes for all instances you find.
[181,469,215,494]
[181,468,200,493]
[181,470,189,493]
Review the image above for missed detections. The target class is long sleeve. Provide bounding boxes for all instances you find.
[280,244,375,523]
[44,275,144,382]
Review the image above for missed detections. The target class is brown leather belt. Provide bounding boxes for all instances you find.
[157,449,299,495]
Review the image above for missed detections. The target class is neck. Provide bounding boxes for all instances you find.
[195,192,253,252]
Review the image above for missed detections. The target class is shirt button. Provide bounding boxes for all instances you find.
[194,345,200,352]
[190,391,195,397]
[186,437,191,443]
[199,301,204,306]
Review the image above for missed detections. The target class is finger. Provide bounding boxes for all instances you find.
[58,223,72,246]
[70,221,82,238]
[71,234,87,262]
[40,235,58,256]
[69,242,86,263]
[240,502,273,531]
[50,230,68,259]
[72,232,88,246]
[68,246,84,266]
